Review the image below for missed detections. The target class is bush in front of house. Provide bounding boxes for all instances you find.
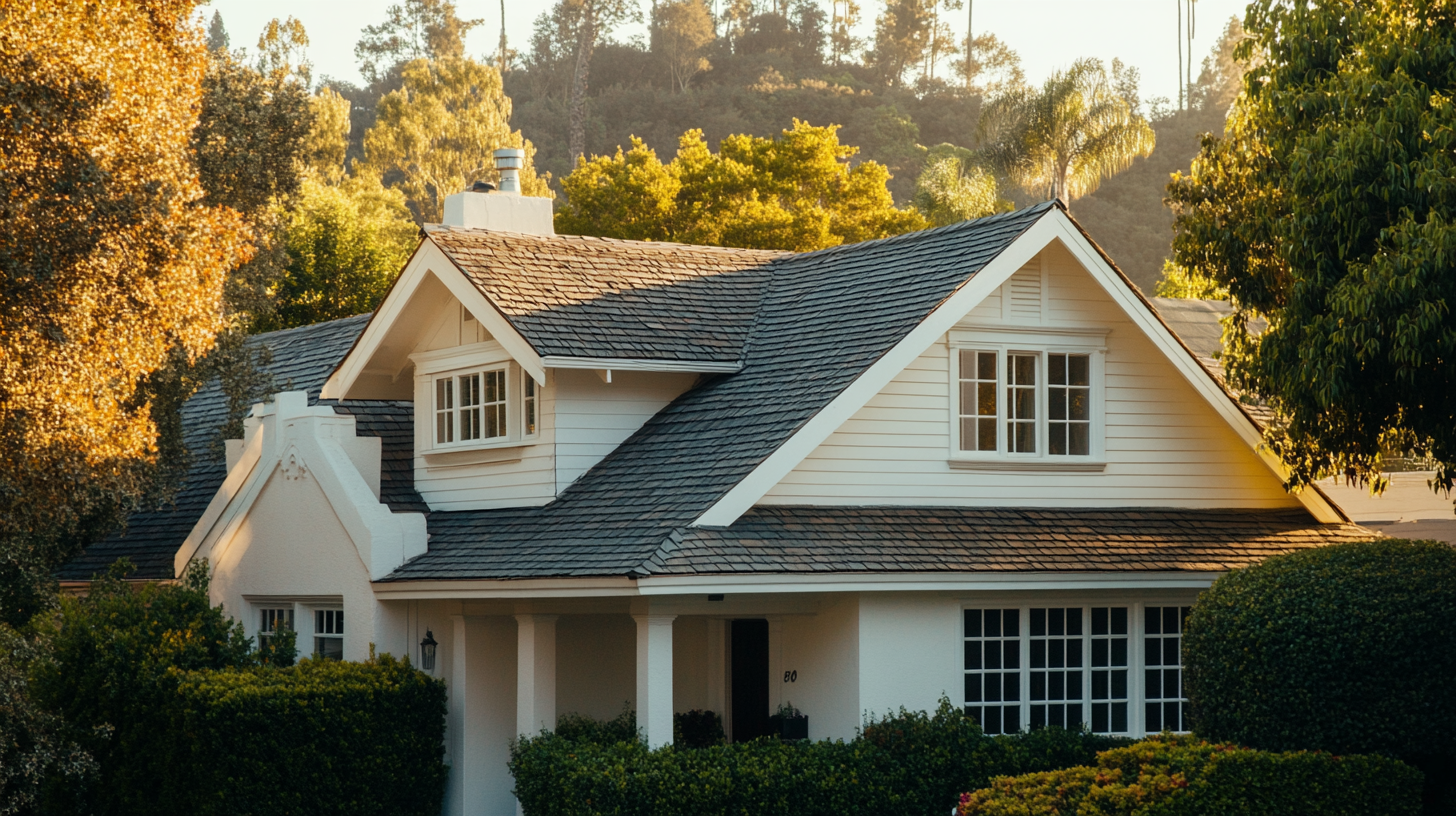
[510,698,1129,816]
[1182,538,1456,813]
[956,734,1422,816]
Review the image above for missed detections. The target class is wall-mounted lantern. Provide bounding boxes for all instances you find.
[419,629,438,672]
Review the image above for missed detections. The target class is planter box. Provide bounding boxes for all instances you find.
[778,715,808,741]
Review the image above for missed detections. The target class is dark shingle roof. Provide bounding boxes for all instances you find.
[653,506,1376,574]
[59,315,422,581]
[389,204,1060,581]
[1148,297,1277,428]
[428,227,783,363]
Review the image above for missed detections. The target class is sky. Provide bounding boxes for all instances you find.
[203,0,1252,109]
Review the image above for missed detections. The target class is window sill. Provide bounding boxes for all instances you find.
[947,458,1107,473]
[423,443,531,469]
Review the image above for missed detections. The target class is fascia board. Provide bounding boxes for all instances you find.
[541,355,742,374]
[175,426,266,576]
[321,240,545,400]
[693,212,1063,528]
[1042,212,1345,523]
[370,577,639,599]
[636,571,1223,594]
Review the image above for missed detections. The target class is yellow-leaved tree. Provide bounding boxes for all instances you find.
[362,56,551,222]
[0,0,252,623]
[557,121,927,252]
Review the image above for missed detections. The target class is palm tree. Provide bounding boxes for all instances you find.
[976,58,1155,205]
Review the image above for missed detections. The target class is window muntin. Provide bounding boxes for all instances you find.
[1090,607,1130,733]
[958,350,998,452]
[431,366,521,448]
[964,609,1022,735]
[1007,353,1038,453]
[1144,606,1191,732]
[259,607,293,649]
[1030,607,1083,729]
[434,378,454,443]
[1048,354,1091,456]
[522,371,538,437]
[315,608,343,661]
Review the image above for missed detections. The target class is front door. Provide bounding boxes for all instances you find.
[730,619,770,741]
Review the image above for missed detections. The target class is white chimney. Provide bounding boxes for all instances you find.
[440,147,554,235]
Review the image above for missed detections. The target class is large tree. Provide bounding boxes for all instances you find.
[355,0,483,86]
[1166,0,1456,496]
[977,58,1155,204]
[0,0,251,624]
[362,56,551,222]
[556,121,927,251]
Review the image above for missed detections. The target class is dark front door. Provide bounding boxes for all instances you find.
[731,619,770,742]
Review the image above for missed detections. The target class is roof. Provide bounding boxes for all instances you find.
[428,227,783,363]
[60,315,424,581]
[1149,297,1277,428]
[653,506,1377,574]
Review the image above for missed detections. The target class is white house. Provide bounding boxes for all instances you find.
[65,180,1387,816]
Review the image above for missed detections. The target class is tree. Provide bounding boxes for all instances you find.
[355,0,484,85]
[867,0,933,87]
[1190,15,1257,114]
[829,0,865,65]
[652,0,714,92]
[363,56,551,222]
[953,32,1025,96]
[1166,0,1456,495]
[913,146,1009,226]
[207,10,230,52]
[0,625,95,814]
[978,58,1155,204]
[557,120,927,251]
[563,0,639,165]
[0,0,252,626]
[1153,259,1226,299]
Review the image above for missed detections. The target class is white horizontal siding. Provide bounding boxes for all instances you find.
[760,244,1300,509]
[554,369,697,489]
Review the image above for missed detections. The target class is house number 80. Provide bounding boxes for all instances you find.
[783,670,797,683]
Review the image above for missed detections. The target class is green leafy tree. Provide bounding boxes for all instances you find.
[1166,0,1456,494]
[651,0,715,92]
[1153,259,1227,299]
[913,145,1010,226]
[978,57,1155,204]
[867,0,933,87]
[0,0,253,626]
[206,10,229,52]
[557,120,927,251]
[355,0,483,85]
[363,56,551,222]
[0,625,95,814]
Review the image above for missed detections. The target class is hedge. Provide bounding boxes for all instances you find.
[1182,539,1456,813]
[957,734,1423,816]
[510,698,1129,816]
[147,654,448,816]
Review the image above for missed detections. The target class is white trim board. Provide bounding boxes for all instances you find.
[321,239,545,400]
[542,356,742,374]
[693,208,1342,527]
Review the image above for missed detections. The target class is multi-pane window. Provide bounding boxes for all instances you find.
[433,368,510,446]
[315,609,344,661]
[1006,354,1038,453]
[1090,607,1129,733]
[522,372,538,436]
[964,609,1021,735]
[1048,354,1091,456]
[1030,608,1083,729]
[259,607,293,649]
[957,350,998,452]
[1144,606,1191,732]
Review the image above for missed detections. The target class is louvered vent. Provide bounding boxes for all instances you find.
[1005,263,1043,322]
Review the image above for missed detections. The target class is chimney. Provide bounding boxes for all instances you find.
[440,147,554,235]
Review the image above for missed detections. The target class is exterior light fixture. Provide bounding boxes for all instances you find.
[419,629,438,672]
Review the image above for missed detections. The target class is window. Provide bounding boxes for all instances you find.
[259,607,293,649]
[315,609,343,661]
[431,365,532,448]
[965,605,1132,736]
[1144,606,1191,732]
[952,346,1098,459]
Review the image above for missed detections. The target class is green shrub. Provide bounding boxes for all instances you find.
[957,734,1422,816]
[1183,539,1456,812]
[510,698,1129,816]
[674,709,725,748]
[153,654,448,816]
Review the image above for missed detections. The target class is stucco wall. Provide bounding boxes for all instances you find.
[556,614,636,721]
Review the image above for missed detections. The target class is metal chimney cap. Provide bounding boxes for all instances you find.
[493,147,525,170]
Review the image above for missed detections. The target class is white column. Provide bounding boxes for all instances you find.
[446,615,472,816]
[634,613,677,747]
[515,614,558,737]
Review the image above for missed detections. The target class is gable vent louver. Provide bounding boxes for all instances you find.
[1005,262,1043,323]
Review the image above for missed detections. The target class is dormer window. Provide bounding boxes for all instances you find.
[435,367,508,444]
[414,340,542,453]
[949,328,1106,467]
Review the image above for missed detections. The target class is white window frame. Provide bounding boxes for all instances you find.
[948,328,1108,466]
[412,341,543,453]
[313,607,344,661]
[961,599,1195,738]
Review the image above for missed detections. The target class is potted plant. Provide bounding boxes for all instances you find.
[768,702,808,741]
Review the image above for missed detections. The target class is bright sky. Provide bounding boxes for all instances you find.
[202,0,1252,109]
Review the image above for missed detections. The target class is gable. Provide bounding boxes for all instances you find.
[760,241,1302,510]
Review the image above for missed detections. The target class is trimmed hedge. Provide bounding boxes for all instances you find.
[1183,539,1456,813]
[147,654,448,816]
[957,734,1422,816]
[511,699,1129,816]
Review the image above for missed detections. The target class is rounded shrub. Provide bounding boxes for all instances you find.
[1183,539,1456,811]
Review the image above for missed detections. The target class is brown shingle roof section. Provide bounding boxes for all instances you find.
[653,506,1378,574]
[427,227,784,362]
[1149,297,1278,428]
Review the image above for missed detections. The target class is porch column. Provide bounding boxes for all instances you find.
[515,614,558,737]
[447,615,489,816]
[634,613,677,747]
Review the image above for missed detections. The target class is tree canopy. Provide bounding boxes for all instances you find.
[0,0,251,624]
[556,120,926,251]
[912,145,1009,227]
[1166,0,1456,495]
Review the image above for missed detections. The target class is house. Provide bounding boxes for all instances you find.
[65,176,1387,816]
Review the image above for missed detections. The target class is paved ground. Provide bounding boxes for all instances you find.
[1317,471,1456,544]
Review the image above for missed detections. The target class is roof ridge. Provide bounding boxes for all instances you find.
[429,224,789,258]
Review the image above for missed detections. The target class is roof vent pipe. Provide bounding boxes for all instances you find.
[494,148,523,195]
